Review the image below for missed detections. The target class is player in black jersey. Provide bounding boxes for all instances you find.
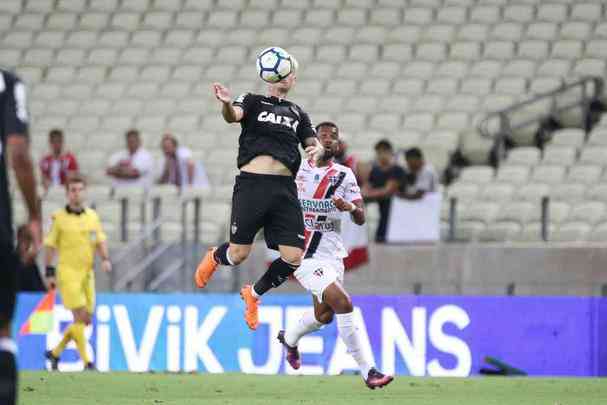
[194,57,322,330]
[0,69,41,405]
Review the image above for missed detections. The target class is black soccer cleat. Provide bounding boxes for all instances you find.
[365,368,394,390]
[44,350,59,371]
[85,362,96,371]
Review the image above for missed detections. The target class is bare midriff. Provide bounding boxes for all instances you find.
[241,155,292,176]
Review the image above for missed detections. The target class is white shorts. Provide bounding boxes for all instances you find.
[294,258,345,303]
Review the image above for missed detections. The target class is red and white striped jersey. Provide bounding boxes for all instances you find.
[295,159,362,260]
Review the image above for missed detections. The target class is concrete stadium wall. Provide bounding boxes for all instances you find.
[242,242,607,297]
[98,242,607,296]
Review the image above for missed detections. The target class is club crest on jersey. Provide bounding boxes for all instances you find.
[257,111,299,131]
[313,268,324,277]
[231,222,238,235]
[329,175,341,186]
[314,174,320,183]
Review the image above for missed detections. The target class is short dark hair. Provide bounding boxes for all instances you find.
[374,139,393,152]
[49,129,63,139]
[315,121,339,134]
[162,133,178,147]
[65,172,87,189]
[405,147,423,160]
[125,129,140,139]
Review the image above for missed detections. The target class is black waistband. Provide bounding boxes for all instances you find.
[238,171,294,182]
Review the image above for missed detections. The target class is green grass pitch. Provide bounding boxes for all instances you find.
[19,372,607,405]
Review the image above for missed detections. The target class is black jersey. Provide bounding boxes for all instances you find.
[0,69,29,246]
[232,93,315,176]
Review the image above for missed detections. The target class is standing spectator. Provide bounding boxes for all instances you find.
[16,225,45,292]
[106,129,153,189]
[399,147,439,200]
[362,139,405,243]
[39,129,79,192]
[156,133,209,188]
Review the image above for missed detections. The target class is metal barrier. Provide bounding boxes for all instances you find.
[478,76,604,165]
[110,194,206,291]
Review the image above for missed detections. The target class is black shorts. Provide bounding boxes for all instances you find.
[230,171,305,250]
[0,245,19,327]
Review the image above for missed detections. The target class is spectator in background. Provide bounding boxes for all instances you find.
[156,133,209,188]
[16,225,45,292]
[330,129,367,183]
[106,129,153,189]
[362,139,405,243]
[399,147,439,200]
[39,129,79,192]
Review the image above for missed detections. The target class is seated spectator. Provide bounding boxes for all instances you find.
[399,147,439,200]
[16,225,45,292]
[106,129,153,189]
[39,129,79,192]
[156,134,209,188]
[362,139,406,243]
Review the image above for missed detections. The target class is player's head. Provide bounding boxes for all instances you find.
[316,122,339,160]
[125,129,141,154]
[375,139,394,166]
[65,173,86,208]
[270,55,298,94]
[161,133,178,156]
[405,147,424,173]
[49,128,64,156]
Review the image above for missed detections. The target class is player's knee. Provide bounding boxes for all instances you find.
[228,245,250,265]
[280,252,302,268]
[334,293,353,313]
[316,310,334,325]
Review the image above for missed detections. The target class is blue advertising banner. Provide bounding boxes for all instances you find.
[13,293,607,376]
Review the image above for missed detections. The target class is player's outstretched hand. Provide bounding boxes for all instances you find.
[305,138,324,162]
[46,276,56,290]
[332,196,355,212]
[101,259,112,273]
[212,82,231,104]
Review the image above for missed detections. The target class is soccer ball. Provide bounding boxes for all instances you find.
[256,47,295,83]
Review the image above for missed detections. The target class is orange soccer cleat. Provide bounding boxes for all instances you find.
[194,247,218,289]
[240,284,260,330]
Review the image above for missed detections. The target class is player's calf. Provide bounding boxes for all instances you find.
[0,336,17,404]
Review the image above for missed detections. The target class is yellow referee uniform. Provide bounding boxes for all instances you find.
[44,206,106,313]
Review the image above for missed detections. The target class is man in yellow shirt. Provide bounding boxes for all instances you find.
[43,174,111,371]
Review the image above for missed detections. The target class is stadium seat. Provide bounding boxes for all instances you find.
[551,222,592,242]
[531,165,566,185]
[469,60,502,78]
[536,59,571,77]
[505,147,540,166]
[402,113,434,132]
[552,40,584,59]
[480,221,522,242]
[549,128,586,147]
[571,3,603,22]
[561,22,593,41]
[387,26,421,43]
[549,183,587,203]
[503,4,535,23]
[515,222,555,242]
[422,25,456,43]
[502,59,536,77]
[483,41,515,61]
[304,9,335,27]
[573,59,606,78]
[459,201,500,224]
[491,22,523,41]
[526,22,558,40]
[412,95,446,113]
[478,183,515,202]
[403,7,433,25]
[402,61,434,78]
[588,129,607,145]
[495,165,530,185]
[494,77,527,95]
[537,3,568,22]
[518,40,550,61]
[579,146,607,166]
[447,182,480,203]
[459,166,494,184]
[514,182,550,202]
[470,5,500,24]
[542,146,576,166]
[567,165,603,185]
[590,222,607,241]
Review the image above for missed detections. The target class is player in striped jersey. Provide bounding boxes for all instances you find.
[277,122,393,389]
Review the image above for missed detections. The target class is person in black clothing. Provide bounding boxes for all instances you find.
[16,225,46,292]
[194,53,323,330]
[362,139,405,243]
[0,69,41,405]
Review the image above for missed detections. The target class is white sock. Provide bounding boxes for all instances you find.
[336,312,372,379]
[284,310,323,347]
[250,285,260,299]
[0,337,17,355]
[225,247,235,265]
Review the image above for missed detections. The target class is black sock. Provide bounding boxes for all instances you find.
[213,242,234,266]
[253,258,299,296]
[0,350,17,405]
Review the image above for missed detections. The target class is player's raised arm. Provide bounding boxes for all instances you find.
[212,83,243,123]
